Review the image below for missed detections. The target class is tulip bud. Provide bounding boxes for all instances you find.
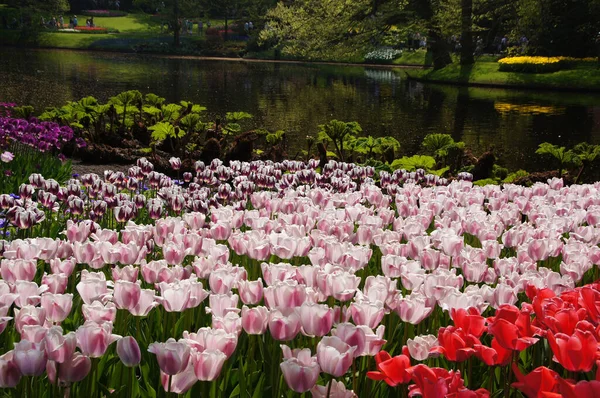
[117,336,141,367]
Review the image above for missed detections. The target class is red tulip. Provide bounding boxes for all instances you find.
[547,329,598,372]
[366,351,411,386]
[451,307,486,338]
[474,338,512,366]
[488,305,539,351]
[431,326,479,362]
[511,364,560,398]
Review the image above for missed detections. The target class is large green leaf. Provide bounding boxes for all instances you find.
[110,90,142,106]
[145,93,165,107]
[226,111,253,123]
[390,155,436,171]
[149,121,176,141]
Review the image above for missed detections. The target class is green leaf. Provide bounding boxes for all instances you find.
[110,90,142,106]
[391,155,436,171]
[162,104,183,121]
[149,122,176,141]
[142,105,162,117]
[266,130,285,145]
[251,375,266,398]
[429,166,450,177]
[145,93,165,107]
[226,112,253,122]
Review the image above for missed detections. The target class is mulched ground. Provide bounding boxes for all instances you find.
[71,161,133,177]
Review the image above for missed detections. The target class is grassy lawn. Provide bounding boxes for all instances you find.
[392,49,501,66]
[403,61,600,90]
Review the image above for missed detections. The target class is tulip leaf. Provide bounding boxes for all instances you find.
[251,374,266,398]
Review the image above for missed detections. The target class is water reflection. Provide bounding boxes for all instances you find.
[0,48,598,171]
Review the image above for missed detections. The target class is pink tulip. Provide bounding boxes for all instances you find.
[241,305,269,335]
[82,301,117,323]
[14,280,45,308]
[117,336,141,367]
[330,323,367,358]
[212,312,242,335]
[163,242,187,265]
[268,308,301,341]
[193,349,227,381]
[406,334,439,361]
[350,300,386,329]
[129,289,159,317]
[112,265,139,282]
[210,222,232,241]
[1,259,36,283]
[141,260,169,284]
[264,281,307,309]
[298,303,333,337]
[14,305,46,334]
[41,273,69,294]
[76,272,109,305]
[311,380,357,398]
[280,347,320,393]
[362,276,396,306]
[73,241,96,264]
[357,325,386,357]
[0,352,21,388]
[44,326,77,363]
[440,234,464,258]
[527,238,550,262]
[148,338,191,375]
[208,293,239,318]
[59,352,91,383]
[20,325,47,343]
[49,258,76,277]
[159,361,196,394]
[113,280,142,311]
[76,321,121,358]
[158,281,191,312]
[238,278,264,305]
[316,336,356,377]
[14,340,47,376]
[394,294,434,325]
[182,327,238,358]
[209,269,237,294]
[41,293,73,323]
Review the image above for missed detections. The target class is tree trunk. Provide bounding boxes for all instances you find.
[224,12,228,42]
[428,28,452,69]
[173,0,180,47]
[460,0,475,65]
[411,0,452,70]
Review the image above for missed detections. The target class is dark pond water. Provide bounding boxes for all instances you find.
[0,48,599,172]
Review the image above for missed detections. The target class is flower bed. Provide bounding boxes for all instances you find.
[74,26,109,33]
[364,48,402,64]
[0,155,598,397]
[81,10,128,17]
[498,56,597,73]
[0,114,85,193]
[498,56,563,73]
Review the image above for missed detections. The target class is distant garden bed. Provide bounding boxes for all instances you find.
[81,10,127,17]
[498,56,597,73]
